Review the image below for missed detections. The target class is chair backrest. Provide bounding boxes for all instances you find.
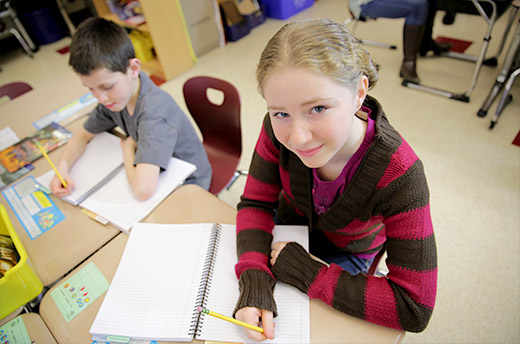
[0,82,32,101]
[183,76,241,195]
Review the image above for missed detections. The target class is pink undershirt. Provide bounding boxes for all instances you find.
[313,108,375,215]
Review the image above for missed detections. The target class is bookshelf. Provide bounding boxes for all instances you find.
[91,0,195,80]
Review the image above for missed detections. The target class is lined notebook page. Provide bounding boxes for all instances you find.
[80,157,196,233]
[198,224,310,344]
[62,132,123,205]
[90,223,214,341]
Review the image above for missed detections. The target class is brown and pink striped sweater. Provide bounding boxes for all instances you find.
[234,96,437,332]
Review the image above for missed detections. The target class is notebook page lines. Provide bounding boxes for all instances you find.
[90,223,212,341]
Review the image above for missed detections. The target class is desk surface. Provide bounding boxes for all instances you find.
[40,184,404,344]
[20,313,58,344]
[0,72,119,287]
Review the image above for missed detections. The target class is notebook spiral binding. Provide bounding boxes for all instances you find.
[188,223,222,337]
[73,164,124,205]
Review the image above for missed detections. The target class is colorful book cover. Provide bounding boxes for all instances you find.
[0,163,34,190]
[0,122,72,173]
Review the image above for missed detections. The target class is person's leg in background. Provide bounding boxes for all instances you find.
[420,0,452,56]
[360,0,428,84]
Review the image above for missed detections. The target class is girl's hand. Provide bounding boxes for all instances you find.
[235,307,275,341]
[270,241,290,266]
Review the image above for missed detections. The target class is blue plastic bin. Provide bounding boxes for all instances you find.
[20,6,66,45]
[262,0,314,20]
[224,22,250,42]
[245,10,266,30]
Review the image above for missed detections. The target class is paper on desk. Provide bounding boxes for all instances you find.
[0,126,19,151]
[0,316,32,344]
[50,262,109,322]
[2,175,65,239]
[32,92,97,129]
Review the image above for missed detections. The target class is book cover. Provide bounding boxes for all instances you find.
[0,123,71,173]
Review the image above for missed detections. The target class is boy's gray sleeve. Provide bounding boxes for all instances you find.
[134,115,177,170]
[83,105,117,133]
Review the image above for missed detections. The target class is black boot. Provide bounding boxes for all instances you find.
[420,1,452,56]
[399,24,423,84]
[420,38,452,56]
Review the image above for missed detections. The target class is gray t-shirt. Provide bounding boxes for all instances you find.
[83,71,211,190]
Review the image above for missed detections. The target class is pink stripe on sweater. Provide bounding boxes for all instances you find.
[387,265,437,308]
[307,264,343,305]
[235,251,273,279]
[237,208,274,234]
[364,276,401,329]
[384,205,433,240]
[377,139,418,189]
[243,174,280,204]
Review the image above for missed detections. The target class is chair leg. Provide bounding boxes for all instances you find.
[225,170,248,191]
[344,17,397,50]
[478,18,520,117]
[484,4,520,66]
[489,68,520,129]
[403,0,497,102]
[8,28,33,57]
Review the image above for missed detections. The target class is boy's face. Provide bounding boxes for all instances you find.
[79,59,140,112]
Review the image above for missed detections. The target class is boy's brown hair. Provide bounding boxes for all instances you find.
[69,17,135,75]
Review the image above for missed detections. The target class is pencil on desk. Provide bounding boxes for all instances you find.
[197,307,264,334]
[33,139,68,188]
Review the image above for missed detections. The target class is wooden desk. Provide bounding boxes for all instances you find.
[39,184,404,344]
[0,72,119,287]
[19,313,58,343]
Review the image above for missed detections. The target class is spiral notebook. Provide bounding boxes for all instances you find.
[89,223,310,343]
[41,132,196,233]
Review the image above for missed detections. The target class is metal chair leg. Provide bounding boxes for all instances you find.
[489,67,520,129]
[484,3,519,66]
[7,28,33,57]
[478,18,520,116]
[402,0,498,102]
[344,17,397,50]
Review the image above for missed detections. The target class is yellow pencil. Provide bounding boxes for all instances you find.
[197,307,264,334]
[34,139,68,188]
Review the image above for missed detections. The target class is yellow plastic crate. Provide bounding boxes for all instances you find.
[129,30,154,62]
[0,205,43,320]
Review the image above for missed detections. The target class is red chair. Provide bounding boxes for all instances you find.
[0,82,32,101]
[183,76,246,195]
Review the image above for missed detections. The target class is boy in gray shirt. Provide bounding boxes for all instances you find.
[50,17,211,200]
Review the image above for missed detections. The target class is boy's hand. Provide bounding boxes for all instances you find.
[50,172,73,197]
[235,307,275,341]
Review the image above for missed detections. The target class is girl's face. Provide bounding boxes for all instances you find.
[79,59,140,112]
[263,67,367,171]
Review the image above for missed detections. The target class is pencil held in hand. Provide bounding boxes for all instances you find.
[197,307,264,333]
[34,139,68,188]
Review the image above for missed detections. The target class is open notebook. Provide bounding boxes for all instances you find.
[40,132,196,233]
[90,223,310,343]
